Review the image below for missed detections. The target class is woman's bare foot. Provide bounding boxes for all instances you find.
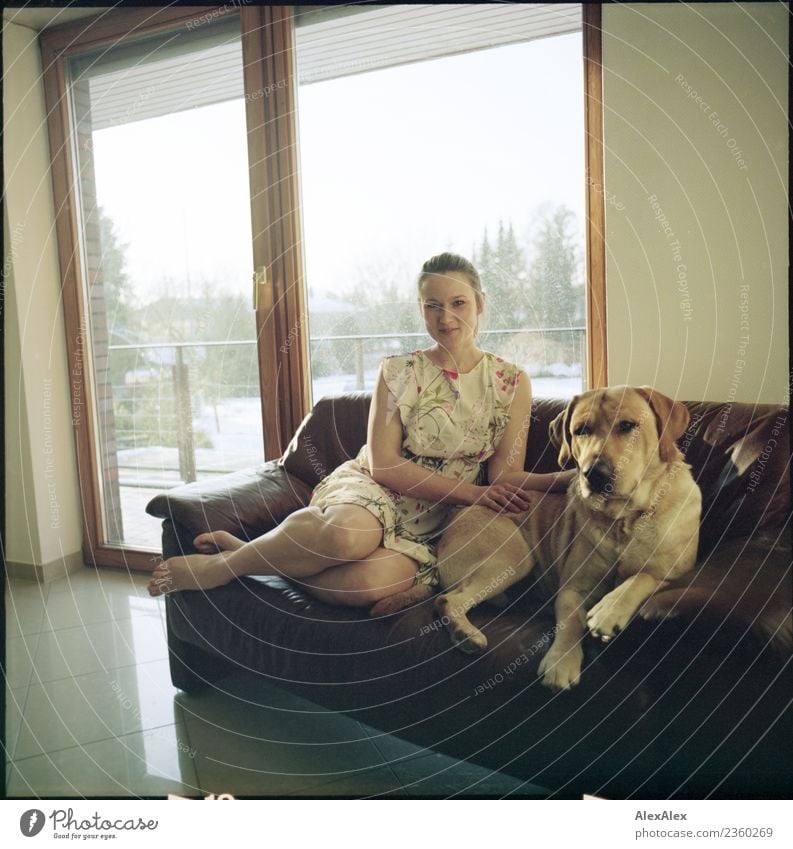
[193,531,245,554]
[147,552,236,597]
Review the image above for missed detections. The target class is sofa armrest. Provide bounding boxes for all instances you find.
[145,462,313,542]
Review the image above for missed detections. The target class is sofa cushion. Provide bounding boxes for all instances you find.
[679,402,789,552]
[146,462,312,540]
[280,392,371,487]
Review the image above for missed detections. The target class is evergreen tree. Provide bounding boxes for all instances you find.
[526,205,581,330]
[98,207,132,335]
[495,221,528,327]
[96,208,138,385]
[474,222,529,330]
[474,228,497,322]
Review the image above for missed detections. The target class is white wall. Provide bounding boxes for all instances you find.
[602,2,789,403]
[4,21,83,578]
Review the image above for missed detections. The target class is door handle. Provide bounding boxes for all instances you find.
[252,266,268,310]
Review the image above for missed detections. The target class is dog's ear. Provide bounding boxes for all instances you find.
[637,387,690,463]
[549,396,578,468]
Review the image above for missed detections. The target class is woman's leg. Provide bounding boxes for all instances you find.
[147,504,385,596]
[299,548,418,607]
[191,530,424,609]
[193,531,245,553]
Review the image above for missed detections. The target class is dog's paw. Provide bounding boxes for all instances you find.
[369,585,433,618]
[369,595,408,618]
[587,596,633,642]
[448,624,488,654]
[638,589,684,621]
[434,594,489,654]
[537,645,583,690]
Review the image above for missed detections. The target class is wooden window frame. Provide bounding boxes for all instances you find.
[583,4,607,389]
[241,4,311,456]
[41,4,605,569]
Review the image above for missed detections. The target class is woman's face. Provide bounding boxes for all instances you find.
[419,271,483,347]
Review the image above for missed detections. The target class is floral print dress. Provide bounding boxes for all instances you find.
[309,350,525,586]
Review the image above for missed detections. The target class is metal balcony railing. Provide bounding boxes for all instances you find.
[108,326,585,487]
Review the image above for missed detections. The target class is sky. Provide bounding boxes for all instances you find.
[92,30,585,309]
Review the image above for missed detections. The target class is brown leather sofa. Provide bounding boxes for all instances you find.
[146,393,792,799]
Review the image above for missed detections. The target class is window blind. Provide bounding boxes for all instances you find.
[70,4,581,131]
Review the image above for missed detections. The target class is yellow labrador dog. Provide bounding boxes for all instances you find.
[435,386,702,691]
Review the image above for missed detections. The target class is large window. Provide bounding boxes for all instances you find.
[41,4,604,566]
[294,5,587,401]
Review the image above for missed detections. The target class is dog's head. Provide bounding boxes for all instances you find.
[549,386,690,500]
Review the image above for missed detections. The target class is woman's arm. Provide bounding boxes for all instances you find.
[366,366,531,513]
[487,371,532,485]
[487,374,576,494]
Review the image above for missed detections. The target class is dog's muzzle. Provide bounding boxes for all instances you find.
[583,461,616,495]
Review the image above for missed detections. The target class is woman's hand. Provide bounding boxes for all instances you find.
[471,483,533,514]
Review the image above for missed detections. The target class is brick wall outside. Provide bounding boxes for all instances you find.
[71,77,125,543]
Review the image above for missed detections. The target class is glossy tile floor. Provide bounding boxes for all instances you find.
[5,569,548,798]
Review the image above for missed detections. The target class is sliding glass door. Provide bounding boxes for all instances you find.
[293,4,587,402]
[65,16,263,550]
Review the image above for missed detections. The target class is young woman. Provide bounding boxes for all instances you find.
[147,253,573,607]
